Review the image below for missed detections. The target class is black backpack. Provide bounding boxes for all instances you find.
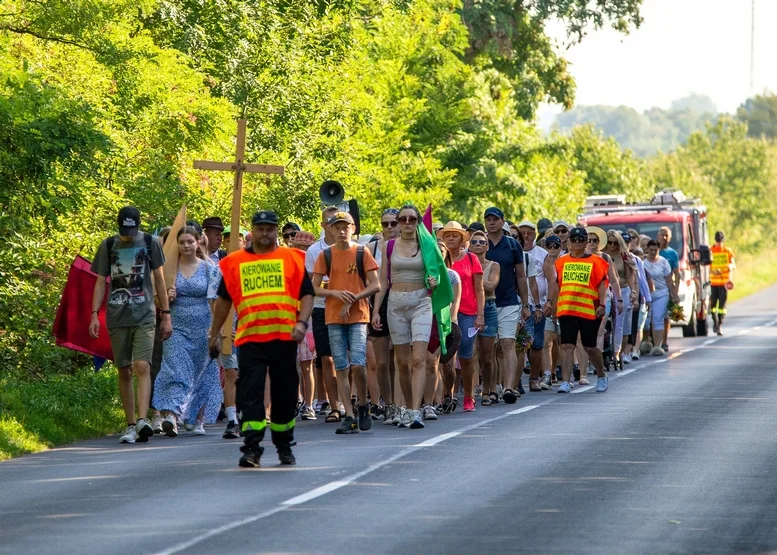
[322,245,367,285]
[106,232,153,254]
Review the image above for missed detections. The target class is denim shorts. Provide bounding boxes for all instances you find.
[482,300,498,338]
[328,323,368,371]
[457,313,478,360]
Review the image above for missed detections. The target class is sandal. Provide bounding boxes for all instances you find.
[324,410,342,423]
[488,392,498,405]
[529,380,542,392]
[481,397,493,406]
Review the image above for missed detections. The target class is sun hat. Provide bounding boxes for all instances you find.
[436,221,471,241]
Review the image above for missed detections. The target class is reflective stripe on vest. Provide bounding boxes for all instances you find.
[556,257,602,320]
[710,246,732,286]
[220,247,305,345]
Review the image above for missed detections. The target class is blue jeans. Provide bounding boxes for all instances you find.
[328,323,368,371]
[457,313,478,360]
[530,313,545,350]
[482,300,498,338]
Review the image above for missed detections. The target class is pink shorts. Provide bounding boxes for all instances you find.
[297,331,316,362]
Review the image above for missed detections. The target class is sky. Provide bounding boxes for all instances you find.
[541,0,776,118]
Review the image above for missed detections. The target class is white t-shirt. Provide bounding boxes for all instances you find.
[643,257,672,299]
[305,237,331,309]
[525,244,548,305]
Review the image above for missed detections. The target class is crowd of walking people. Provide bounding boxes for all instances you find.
[88,203,734,467]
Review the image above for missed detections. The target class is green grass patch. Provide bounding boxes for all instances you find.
[727,248,777,302]
[0,368,124,460]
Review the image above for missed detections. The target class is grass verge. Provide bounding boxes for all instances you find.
[0,368,123,461]
[727,249,777,303]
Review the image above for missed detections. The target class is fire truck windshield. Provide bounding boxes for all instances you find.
[597,222,684,254]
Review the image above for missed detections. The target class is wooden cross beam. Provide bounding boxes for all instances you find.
[193,119,285,354]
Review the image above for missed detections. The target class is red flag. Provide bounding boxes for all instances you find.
[52,256,114,360]
[422,204,433,233]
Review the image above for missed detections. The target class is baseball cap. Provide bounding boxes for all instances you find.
[553,220,570,231]
[222,226,248,237]
[202,216,224,231]
[327,211,355,226]
[467,222,485,233]
[518,220,536,230]
[251,210,279,226]
[185,220,202,234]
[282,222,301,233]
[117,206,141,237]
[502,222,511,233]
[568,227,588,241]
[545,234,562,247]
[537,218,553,236]
[484,207,504,219]
[621,232,632,242]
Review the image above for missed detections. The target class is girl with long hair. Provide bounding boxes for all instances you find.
[372,204,436,429]
[152,225,222,437]
[603,229,637,365]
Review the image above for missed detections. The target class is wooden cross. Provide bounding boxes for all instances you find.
[194,119,285,354]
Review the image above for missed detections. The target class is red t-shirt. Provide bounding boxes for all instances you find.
[452,252,483,316]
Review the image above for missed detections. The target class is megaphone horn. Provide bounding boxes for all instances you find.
[319,180,345,206]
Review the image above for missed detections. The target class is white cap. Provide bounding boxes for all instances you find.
[518,221,536,230]
[502,222,511,233]
[553,220,570,230]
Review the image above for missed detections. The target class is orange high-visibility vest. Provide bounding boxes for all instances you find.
[219,247,305,345]
[555,254,609,320]
[710,244,735,286]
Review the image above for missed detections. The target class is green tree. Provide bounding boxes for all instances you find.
[736,93,777,140]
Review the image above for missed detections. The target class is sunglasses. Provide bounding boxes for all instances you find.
[398,216,418,224]
[470,239,487,246]
[588,238,599,243]
[555,229,569,234]
[282,231,297,240]
[569,236,586,243]
[546,243,560,249]
[607,241,619,246]
[381,220,398,228]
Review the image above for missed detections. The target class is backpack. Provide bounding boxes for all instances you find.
[322,245,366,286]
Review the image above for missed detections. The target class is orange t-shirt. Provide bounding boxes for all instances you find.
[314,245,378,325]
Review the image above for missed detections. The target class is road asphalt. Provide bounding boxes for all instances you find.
[2,284,777,555]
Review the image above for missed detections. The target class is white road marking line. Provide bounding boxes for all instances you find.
[506,405,541,415]
[415,431,462,447]
[571,385,594,394]
[282,480,352,505]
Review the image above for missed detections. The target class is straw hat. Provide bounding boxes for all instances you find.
[290,231,316,248]
[586,226,607,246]
[436,221,471,241]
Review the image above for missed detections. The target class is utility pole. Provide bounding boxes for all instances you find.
[750,0,756,94]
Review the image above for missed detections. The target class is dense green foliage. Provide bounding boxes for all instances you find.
[2,0,777,457]
[553,94,719,157]
[736,92,777,140]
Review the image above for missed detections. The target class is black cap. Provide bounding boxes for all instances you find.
[467,222,485,233]
[186,220,202,234]
[251,210,279,226]
[282,222,301,232]
[545,234,562,247]
[715,231,725,242]
[202,216,224,231]
[568,227,588,241]
[484,207,504,219]
[117,206,140,237]
[537,217,553,236]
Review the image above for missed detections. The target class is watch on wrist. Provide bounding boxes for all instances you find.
[160,310,171,315]
[296,320,309,330]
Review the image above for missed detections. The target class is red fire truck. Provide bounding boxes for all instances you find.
[578,189,712,336]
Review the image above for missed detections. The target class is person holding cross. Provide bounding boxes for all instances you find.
[210,210,314,468]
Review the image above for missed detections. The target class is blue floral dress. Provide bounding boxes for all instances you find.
[152,261,223,423]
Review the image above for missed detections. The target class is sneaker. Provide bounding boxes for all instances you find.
[517,378,526,395]
[392,406,403,425]
[661,343,669,352]
[474,384,484,397]
[441,396,455,415]
[369,404,383,421]
[632,353,640,361]
[596,376,608,393]
[335,416,359,434]
[318,400,330,415]
[410,409,425,428]
[587,363,595,375]
[502,388,518,404]
[579,377,590,386]
[540,374,552,390]
[192,421,206,435]
[301,406,316,420]
[223,420,240,439]
[557,381,571,393]
[463,396,476,412]
[184,421,195,432]
[136,418,153,443]
[277,446,296,466]
[383,404,396,425]
[717,329,724,336]
[623,353,632,364]
[312,398,321,412]
[161,415,178,437]
[119,425,137,444]
[529,380,542,392]
[572,364,581,382]
[495,384,505,402]
[422,405,438,421]
[151,414,163,434]
[397,407,411,428]
[357,405,372,431]
[238,445,264,468]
